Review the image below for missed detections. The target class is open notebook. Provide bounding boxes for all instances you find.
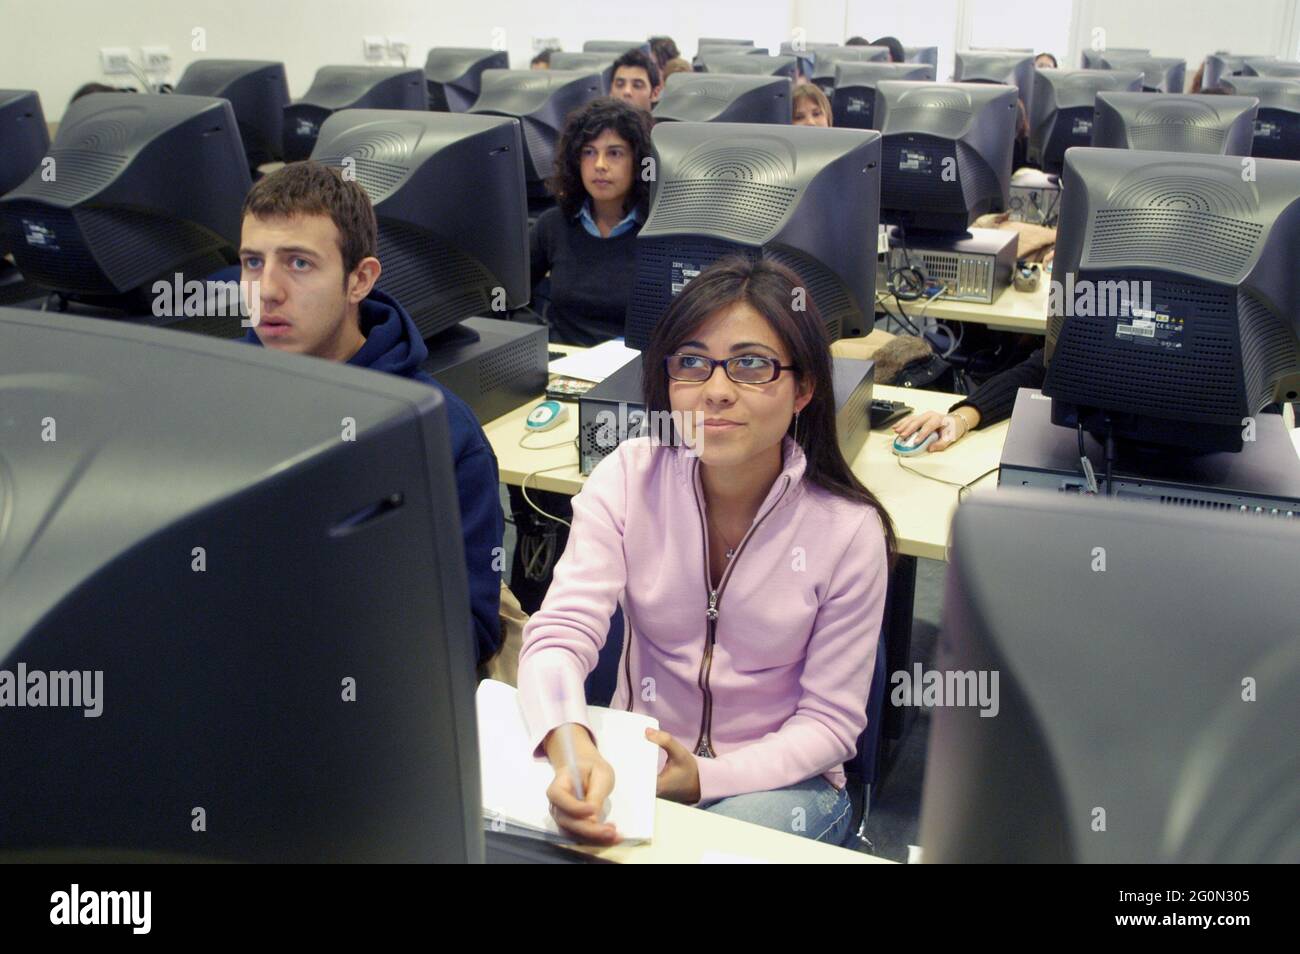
[477,679,660,844]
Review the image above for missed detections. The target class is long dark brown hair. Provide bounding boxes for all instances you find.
[642,256,897,564]
[547,97,654,220]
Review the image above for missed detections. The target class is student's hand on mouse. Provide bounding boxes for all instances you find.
[893,408,976,452]
[646,728,701,804]
[543,724,619,844]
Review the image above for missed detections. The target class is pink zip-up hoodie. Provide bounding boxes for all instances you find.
[517,434,890,804]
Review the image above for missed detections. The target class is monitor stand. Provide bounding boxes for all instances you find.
[999,388,1300,517]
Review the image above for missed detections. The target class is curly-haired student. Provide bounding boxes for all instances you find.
[529,96,654,347]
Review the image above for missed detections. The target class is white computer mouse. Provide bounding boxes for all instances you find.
[892,430,939,457]
[525,400,568,433]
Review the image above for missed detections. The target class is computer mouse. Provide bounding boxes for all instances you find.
[892,430,938,457]
[525,400,568,433]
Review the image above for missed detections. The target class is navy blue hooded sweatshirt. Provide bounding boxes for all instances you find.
[222,268,504,663]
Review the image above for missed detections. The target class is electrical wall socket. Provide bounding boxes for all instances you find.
[386,35,410,63]
[363,36,387,61]
[140,46,172,72]
[533,37,561,52]
[100,47,133,75]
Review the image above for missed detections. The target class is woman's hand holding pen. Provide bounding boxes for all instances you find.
[543,723,619,844]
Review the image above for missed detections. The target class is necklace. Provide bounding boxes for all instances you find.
[710,514,739,560]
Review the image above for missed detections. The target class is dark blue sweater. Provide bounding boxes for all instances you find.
[225,271,504,663]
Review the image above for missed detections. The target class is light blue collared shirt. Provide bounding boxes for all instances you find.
[577,200,641,238]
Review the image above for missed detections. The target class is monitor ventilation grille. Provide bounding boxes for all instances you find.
[315,153,408,198]
[64,118,134,155]
[1089,209,1260,279]
[649,180,795,243]
[27,150,127,204]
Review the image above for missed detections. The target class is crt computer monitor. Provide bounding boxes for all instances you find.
[174,59,289,171]
[903,46,939,68]
[698,53,798,80]
[1029,69,1143,173]
[0,89,49,263]
[0,90,49,198]
[810,46,892,91]
[1080,46,1148,70]
[692,44,769,69]
[468,69,602,206]
[953,51,1035,119]
[1243,58,1300,79]
[424,48,509,111]
[1098,53,1186,92]
[584,39,651,56]
[778,40,841,78]
[549,52,616,93]
[1203,53,1274,89]
[0,307,481,863]
[0,93,248,310]
[625,122,881,348]
[874,80,1018,233]
[1042,146,1300,453]
[831,62,936,130]
[1221,75,1300,159]
[698,37,753,47]
[282,66,424,161]
[920,492,1300,863]
[653,73,791,124]
[309,110,529,343]
[1092,91,1259,156]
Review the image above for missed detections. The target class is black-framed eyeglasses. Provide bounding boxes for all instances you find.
[665,353,797,385]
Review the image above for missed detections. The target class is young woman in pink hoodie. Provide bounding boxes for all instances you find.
[517,257,896,846]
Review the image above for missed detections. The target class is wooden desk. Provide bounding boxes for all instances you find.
[567,798,893,864]
[884,281,1049,335]
[485,369,1008,561]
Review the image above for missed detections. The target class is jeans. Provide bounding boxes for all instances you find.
[702,776,854,847]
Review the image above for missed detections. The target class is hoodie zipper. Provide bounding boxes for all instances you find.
[690,461,792,758]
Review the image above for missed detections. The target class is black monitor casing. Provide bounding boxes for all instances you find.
[468,69,602,197]
[283,66,425,161]
[1221,75,1300,159]
[1080,47,1148,70]
[810,46,892,91]
[174,59,290,169]
[1029,69,1143,172]
[699,53,797,80]
[625,122,881,348]
[1043,146,1300,452]
[1098,53,1187,92]
[1203,53,1274,89]
[0,90,49,198]
[1243,58,1300,79]
[424,48,509,111]
[0,93,248,306]
[310,110,529,341]
[874,80,1018,233]
[0,308,481,863]
[1092,91,1259,156]
[548,52,616,93]
[954,51,1035,118]
[921,492,1300,863]
[653,73,791,124]
[831,62,936,130]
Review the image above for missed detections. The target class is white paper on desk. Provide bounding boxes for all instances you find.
[476,679,659,844]
[547,340,640,382]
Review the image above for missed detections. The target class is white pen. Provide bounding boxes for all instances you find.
[560,723,586,801]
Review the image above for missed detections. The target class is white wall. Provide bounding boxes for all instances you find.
[4,0,1297,121]
[1,0,796,121]
[1070,0,1300,81]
